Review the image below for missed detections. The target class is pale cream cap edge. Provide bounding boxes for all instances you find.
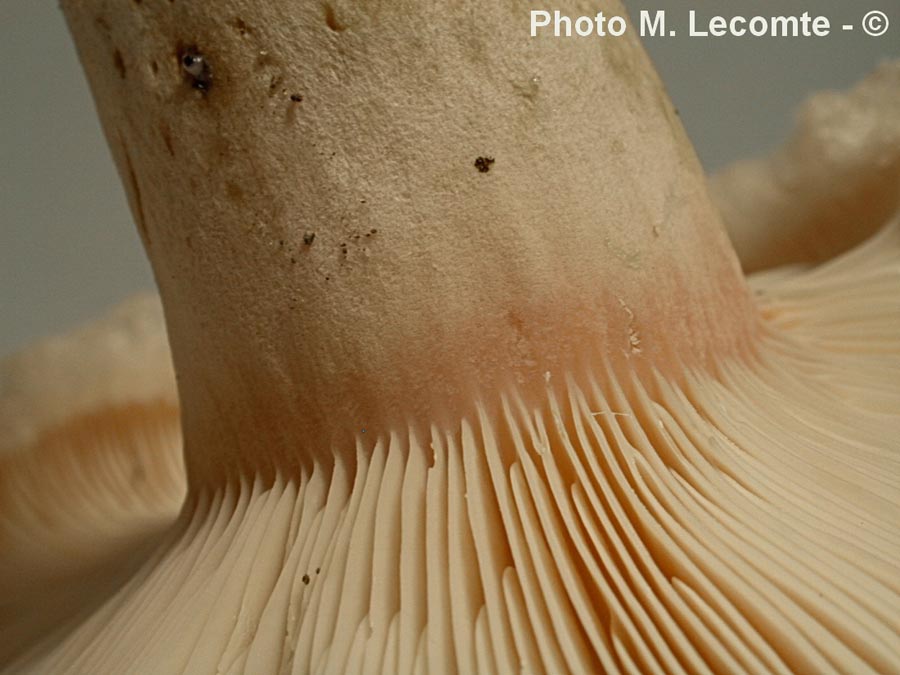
[0,292,177,454]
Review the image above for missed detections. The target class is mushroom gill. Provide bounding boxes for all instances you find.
[1,1,898,674]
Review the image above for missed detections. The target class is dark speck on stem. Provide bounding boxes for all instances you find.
[180,46,212,92]
[113,49,126,78]
[474,156,495,173]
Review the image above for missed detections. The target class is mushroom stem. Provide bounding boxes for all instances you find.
[61,0,757,484]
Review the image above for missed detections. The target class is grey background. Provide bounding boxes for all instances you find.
[1,0,897,357]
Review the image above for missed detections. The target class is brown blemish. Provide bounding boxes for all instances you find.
[225,181,244,204]
[150,60,159,76]
[122,145,150,245]
[303,232,316,246]
[113,50,126,79]
[211,135,231,161]
[506,309,526,336]
[290,93,303,103]
[302,574,310,585]
[256,51,276,68]
[95,16,112,34]
[474,156,495,173]
[268,74,284,97]
[159,123,175,156]
[513,75,540,102]
[323,3,346,31]
[228,17,252,37]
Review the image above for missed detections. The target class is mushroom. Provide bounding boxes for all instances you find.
[1,1,899,674]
